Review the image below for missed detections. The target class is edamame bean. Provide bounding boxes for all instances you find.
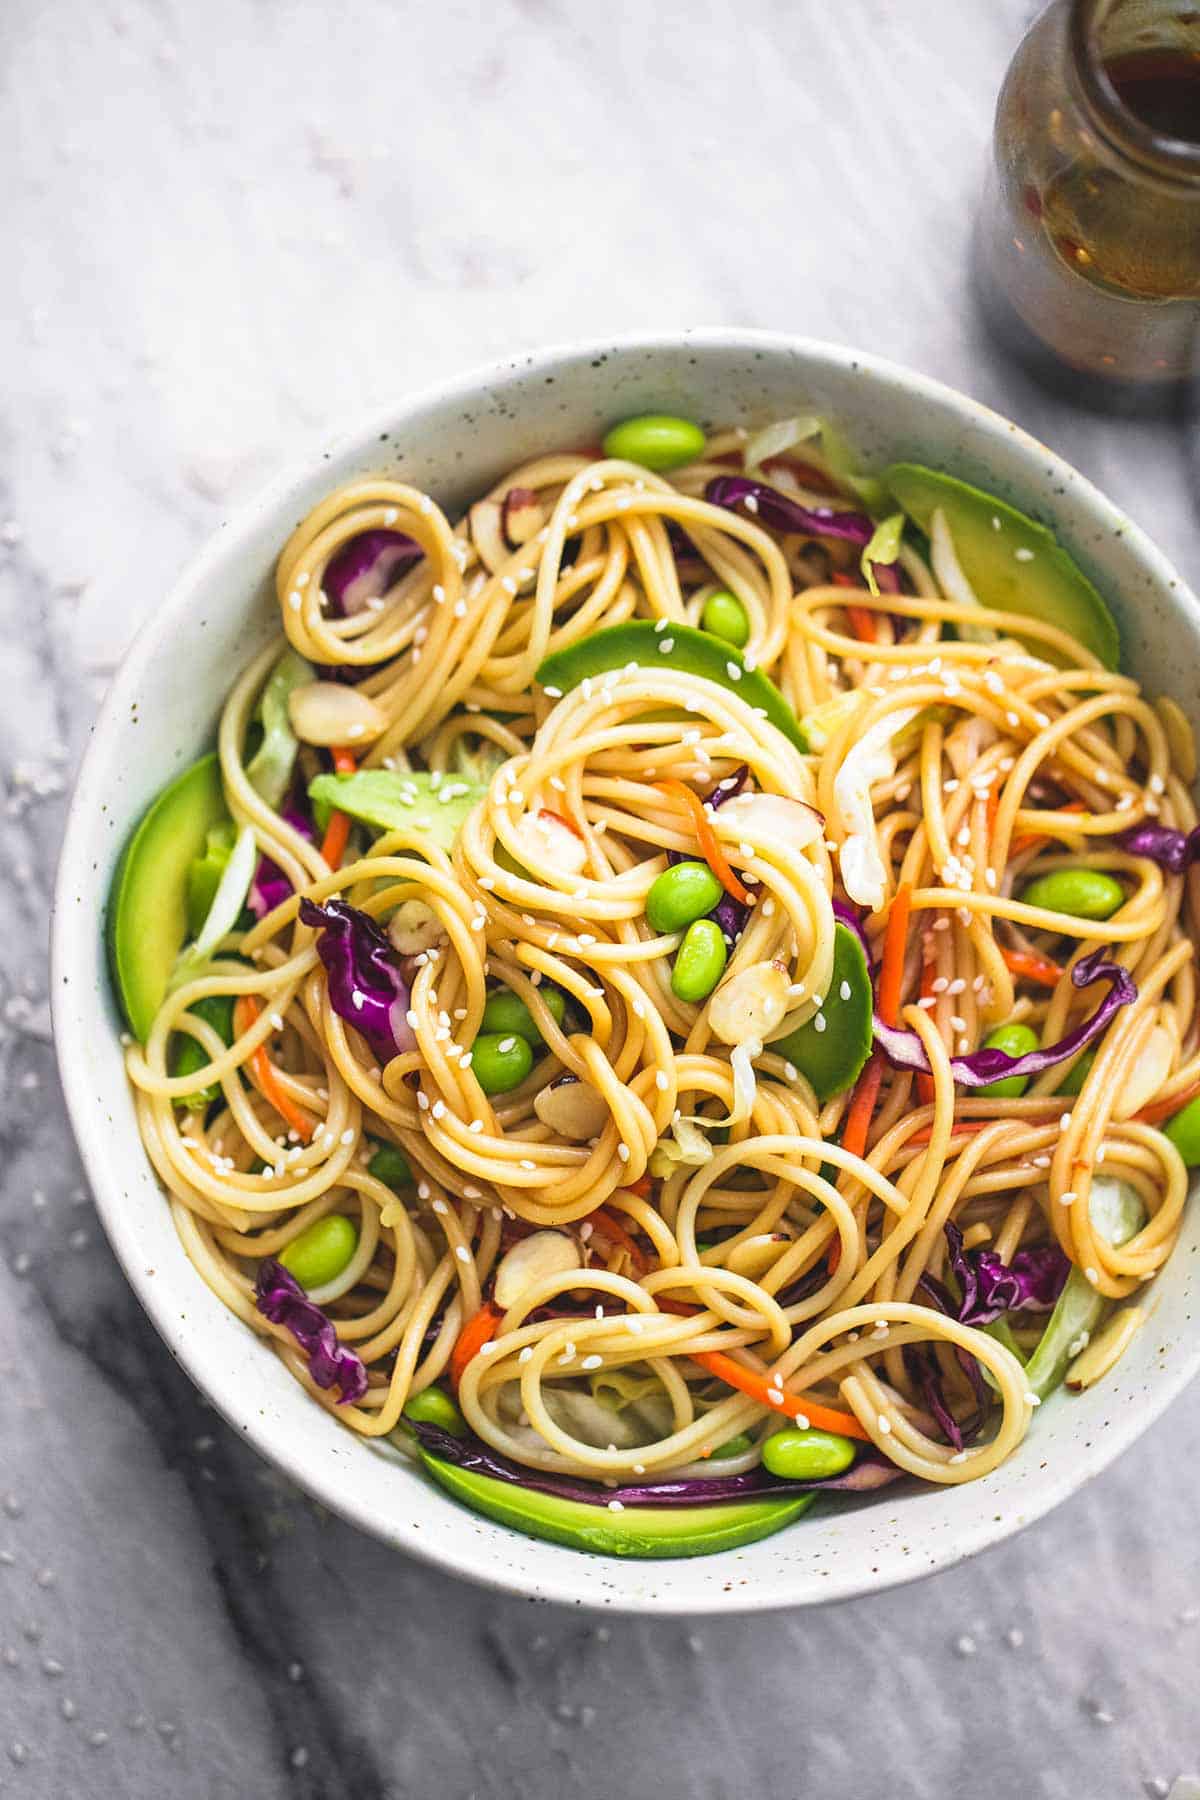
[481,985,566,1043]
[710,1433,754,1460]
[977,1021,1041,1098]
[670,918,727,1002]
[1163,1093,1200,1166]
[646,860,724,934]
[601,414,707,472]
[279,1214,359,1290]
[367,1144,412,1189]
[471,1031,535,1094]
[701,590,750,648]
[1056,1048,1095,1097]
[403,1385,467,1437]
[761,1426,857,1481]
[1019,868,1125,922]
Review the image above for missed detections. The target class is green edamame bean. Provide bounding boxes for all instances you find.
[1019,868,1125,922]
[670,918,727,1002]
[279,1214,359,1290]
[481,985,566,1043]
[403,1385,467,1437]
[646,860,724,934]
[471,1031,535,1094]
[601,414,707,472]
[710,1433,754,1460]
[761,1426,857,1481]
[367,1143,412,1189]
[977,1021,1041,1098]
[1163,1093,1200,1166]
[1056,1048,1096,1097]
[701,590,750,649]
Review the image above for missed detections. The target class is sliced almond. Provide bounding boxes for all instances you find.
[707,961,791,1046]
[468,498,509,575]
[717,793,823,852]
[387,900,446,955]
[1066,1305,1145,1391]
[494,1230,582,1309]
[511,807,588,878]
[534,1078,609,1140]
[502,486,546,547]
[288,681,387,748]
[1113,1023,1175,1120]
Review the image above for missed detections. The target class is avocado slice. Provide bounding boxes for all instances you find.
[106,752,229,1041]
[535,622,808,754]
[420,1453,813,1558]
[884,464,1120,670]
[771,923,873,1102]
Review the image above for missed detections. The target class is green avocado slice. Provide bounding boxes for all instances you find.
[106,753,230,1042]
[884,463,1120,670]
[771,923,873,1102]
[535,622,809,753]
[420,1454,813,1558]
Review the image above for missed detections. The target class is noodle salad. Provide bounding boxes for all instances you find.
[107,412,1199,1558]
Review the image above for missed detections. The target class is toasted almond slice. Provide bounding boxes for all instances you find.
[502,486,546,547]
[469,498,509,575]
[288,681,387,747]
[493,1230,582,1309]
[534,1077,608,1140]
[707,961,791,1046]
[1065,1305,1145,1391]
[1114,1023,1175,1120]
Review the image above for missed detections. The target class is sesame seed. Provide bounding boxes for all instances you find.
[607,1499,625,1512]
[1014,547,1034,562]
[455,1245,471,1264]
[581,1355,603,1371]
[1060,1112,1072,1131]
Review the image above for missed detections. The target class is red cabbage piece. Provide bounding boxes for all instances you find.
[943,1219,1068,1327]
[706,475,875,546]
[904,1342,978,1453]
[870,560,903,595]
[248,798,316,920]
[323,529,422,618]
[874,948,1135,1088]
[255,1260,367,1403]
[409,1421,904,1503]
[299,896,415,1065]
[1115,821,1200,874]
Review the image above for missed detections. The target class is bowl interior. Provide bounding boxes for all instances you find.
[52,331,1200,1612]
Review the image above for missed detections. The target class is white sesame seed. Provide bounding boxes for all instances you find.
[455,1245,471,1264]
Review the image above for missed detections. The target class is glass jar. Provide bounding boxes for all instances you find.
[975,0,1200,389]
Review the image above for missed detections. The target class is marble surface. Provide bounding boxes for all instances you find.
[2,0,1198,1794]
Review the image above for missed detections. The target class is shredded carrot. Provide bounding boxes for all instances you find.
[1137,1075,1200,1127]
[985,785,1000,843]
[233,996,314,1143]
[1001,946,1063,989]
[624,1173,654,1198]
[692,1349,871,1442]
[877,883,912,1027]
[841,1052,884,1161]
[830,570,878,643]
[657,779,750,905]
[1011,800,1088,859]
[588,1207,649,1275]
[449,1301,502,1390]
[319,746,357,868]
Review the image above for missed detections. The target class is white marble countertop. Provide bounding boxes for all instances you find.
[2,0,1198,1794]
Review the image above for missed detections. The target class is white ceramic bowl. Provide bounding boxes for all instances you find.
[53,330,1200,1613]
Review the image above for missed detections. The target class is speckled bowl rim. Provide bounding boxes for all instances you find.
[51,328,1200,1613]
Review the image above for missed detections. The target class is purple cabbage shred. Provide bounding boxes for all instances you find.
[323,529,422,618]
[943,1219,1068,1327]
[705,475,875,546]
[299,896,415,1065]
[248,798,316,921]
[1115,821,1200,875]
[255,1260,367,1404]
[873,947,1135,1088]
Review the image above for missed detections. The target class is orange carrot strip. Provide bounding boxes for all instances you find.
[846,604,878,644]
[1137,1075,1200,1127]
[624,1173,654,1198]
[233,996,314,1143]
[588,1207,649,1275]
[657,779,750,905]
[1001,946,1063,989]
[449,1301,502,1390]
[319,746,357,869]
[986,785,1000,842]
[877,883,913,1027]
[841,1052,884,1161]
[692,1350,871,1442]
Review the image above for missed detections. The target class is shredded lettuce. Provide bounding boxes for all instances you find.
[929,508,997,645]
[649,1114,714,1176]
[833,707,918,910]
[1023,1177,1145,1398]
[743,416,821,474]
[860,512,906,597]
[246,650,314,808]
[171,825,256,987]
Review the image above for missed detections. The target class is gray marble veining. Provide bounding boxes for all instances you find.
[1,0,1198,1794]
